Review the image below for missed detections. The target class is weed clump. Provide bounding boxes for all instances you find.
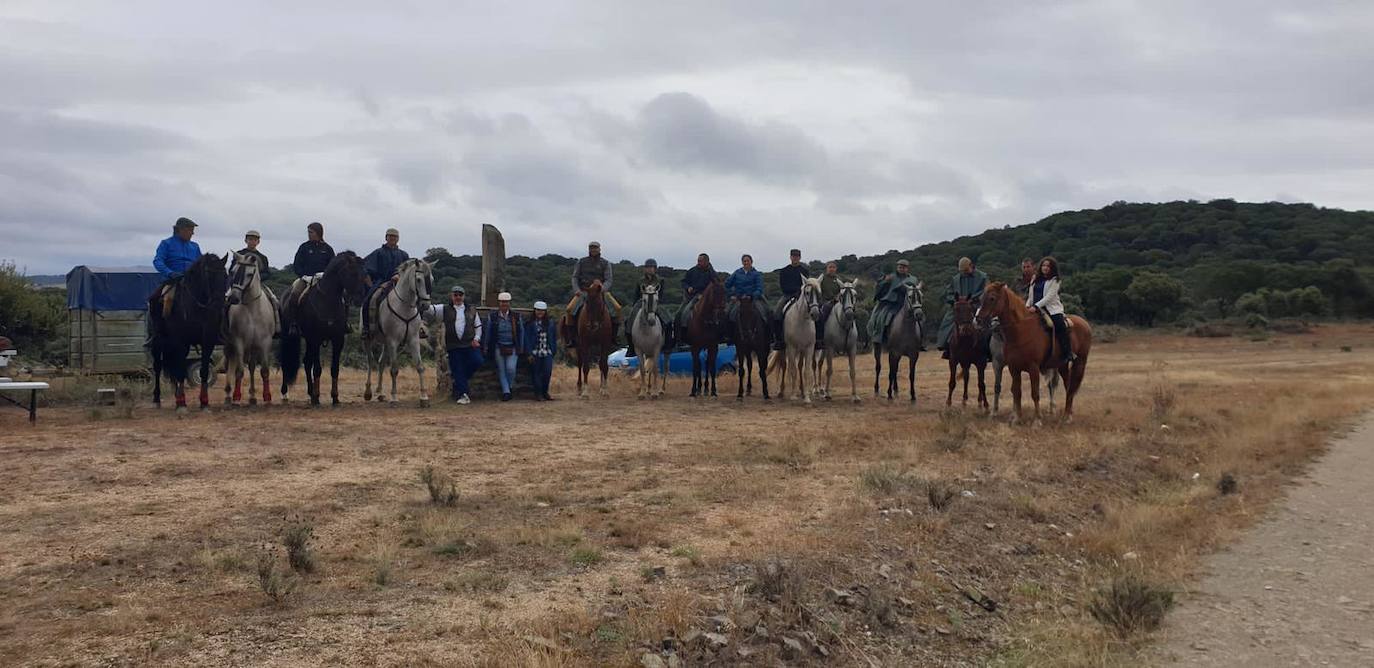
[419,465,459,507]
[256,551,299,604]
[1216,472,1239,496]
[282,520,316,574]
[1088,573,1175,636]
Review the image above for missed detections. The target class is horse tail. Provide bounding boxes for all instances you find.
[279,332,301,385]
[765,349,783,377]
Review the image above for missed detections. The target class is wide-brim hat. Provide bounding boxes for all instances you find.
[533,301,548,310]
[497,292,512,301]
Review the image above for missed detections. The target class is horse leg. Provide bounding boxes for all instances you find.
[848,348,859,403]
[599,353,609,398]
[1028,368,1042,425]
[232,360,244,405]
[199,348,212,410]
[363,339,374,402]
[886,352,897,401]
[947,359,957,406]
[824,351,834,401]
[737,352,746,400]
[261,356,272,405]
[976,363,988,411]
[992,361,1003,415]
[388,345,401,405]
[639,345,649,400]
[798,351,810,404]
[413,338,429,408]
[330,338,343,406]
[1062,360,1082,422]
[1045,365,1058,416]
[872,347,882,396]
[962,364,970,406]
[908,354,917,404]
[708,347,717,398]
[1010,371,1022,424]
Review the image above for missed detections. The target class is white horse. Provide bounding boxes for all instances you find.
[630,283,667,399]
[772,278,822,404]
[223,251,278,406]
[874,281,924,403]
[816,279,862,403]
[363,258,433,407]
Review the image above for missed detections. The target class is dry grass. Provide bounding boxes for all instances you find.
[2,325,1373,665]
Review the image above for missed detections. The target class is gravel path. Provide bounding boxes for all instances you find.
[1151,414,1374,666]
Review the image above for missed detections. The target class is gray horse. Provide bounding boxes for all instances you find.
[769,278,822,403]
[223,251,278,406]
[816,279,862,402]
[363,258,433,406]
[873,281,924,403]
[629,283,667,399]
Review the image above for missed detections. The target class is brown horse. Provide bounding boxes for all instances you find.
[570,281,614,398]
[685,279,726,398]
[975,282,1092,423]
[733,294,771,401]
[946,296,988,410]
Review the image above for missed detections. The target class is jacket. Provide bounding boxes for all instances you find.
[1028,277,1065,316]
[636,273,662,300]
[364,245,410,283]
[153,235,203,280]
[571,256,612,293]
[819,274,842,302]
[778,264,810,297]
[293,240,335,277]
[484,310,525,358]
[943,270,988,304]
[681,264,717,296]
[522,317,559,356]
[233,248,272,279]
[442,302,482,351]
[724,267,764,300]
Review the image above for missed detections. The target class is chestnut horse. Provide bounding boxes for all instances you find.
[685,279,726,398]
[571,281,614,398]
[946,296,988,410]
[975,282,1092,423]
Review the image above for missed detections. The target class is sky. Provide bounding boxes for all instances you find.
[3,1,1372,274]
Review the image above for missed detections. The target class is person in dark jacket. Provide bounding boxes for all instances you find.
[361,228,411,337]
[625,259,670,358]
[435,285,483,404]
[676,253,718,341]
[772,249,811,349]
[523,300,558,401]
[292,222,335,278]
[562,241,620,348]
[937,257,989,357]
[484,292,524,401]
[231,230,281,327]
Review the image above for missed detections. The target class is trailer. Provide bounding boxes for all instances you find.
[65,266,163,374]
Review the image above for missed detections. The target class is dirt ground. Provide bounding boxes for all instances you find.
[2,325,1373,667]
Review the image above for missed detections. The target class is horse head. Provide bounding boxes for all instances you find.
[976,282,1008,329]
[227,251,259,306]
[953,296,978,338]
[399,258,433,310]
[328,251,370,305]
[802,278,822,321]
[838,280,860,326]
[186,253,229,311]
[903,281,924,322]
[641,283,659,314]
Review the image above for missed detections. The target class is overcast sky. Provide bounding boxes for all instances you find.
[3,1,1372,274]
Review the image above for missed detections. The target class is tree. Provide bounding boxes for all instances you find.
[1125,272,1184,326]
[424,247,453,263]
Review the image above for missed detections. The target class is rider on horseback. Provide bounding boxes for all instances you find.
[564,241,621,348]
[676,253,717,345]
[362,228,410,338]
[772,249,810,350]
[152,217,203,320]
[817,261,843,348]
[725,254,769,335]
[232,230,281,334]
[867,259,922,347]
[283,222,336,335]
[937,257,988,358]
[625,259,670,358]
[1029,257,1076,364]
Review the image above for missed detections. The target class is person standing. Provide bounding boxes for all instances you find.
[523,300,558,401]
[937,257,988,358]
[484,292,524,401]
[436,285,483,404]
[362,228,410,337]
[772,249,811,349]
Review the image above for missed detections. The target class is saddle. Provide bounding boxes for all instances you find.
[368,279,397,317]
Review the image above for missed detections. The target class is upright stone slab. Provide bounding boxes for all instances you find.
[481,224,506,308]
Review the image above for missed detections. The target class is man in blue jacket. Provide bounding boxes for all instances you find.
[152,217,203,317]
[361,228,410,337]
[724,253,768,326]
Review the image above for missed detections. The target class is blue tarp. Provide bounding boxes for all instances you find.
[65,266,163,311]
[608,345,737,375]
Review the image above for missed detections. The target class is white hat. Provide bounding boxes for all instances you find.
[497,291,512,301]
[533,301,548,310]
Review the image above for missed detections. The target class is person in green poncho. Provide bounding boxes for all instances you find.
[867,259,922,347]
[937,257,988,358]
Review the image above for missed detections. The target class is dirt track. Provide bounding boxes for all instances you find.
[3,326,1374,666]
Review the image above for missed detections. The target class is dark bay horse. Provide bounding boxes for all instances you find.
[685,279,725,398]
[148,253,228,412]
[975,282,1092,423]
[733,294,771,401]
[279,251,369,406]
[569,280,614,399]
[946,296,988,410]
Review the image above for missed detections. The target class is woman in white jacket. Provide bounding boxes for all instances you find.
[1026,257,1076,363]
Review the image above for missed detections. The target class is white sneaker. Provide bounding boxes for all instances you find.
[457,394,471,405]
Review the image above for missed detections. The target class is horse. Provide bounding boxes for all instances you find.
[569,280,614,399]
[873,281,924,403]
[223,252,278,407]
[732,294,771,401]
[975,282,1092,423]
[774,278,821,404]
[945,296,988,410]
[362,258,434,407]
[987,321,1059,416]
[630,283,667,400]
[684,279,726,399]
[279,251,370,406]
[148,253,228,413]
[816,280,862,403]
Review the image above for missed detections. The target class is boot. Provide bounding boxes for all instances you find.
[626,338,636,358]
